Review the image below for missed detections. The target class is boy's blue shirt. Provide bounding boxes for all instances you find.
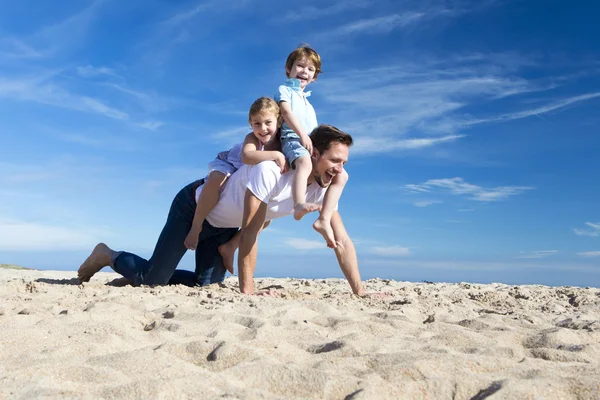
[275,78,318,140]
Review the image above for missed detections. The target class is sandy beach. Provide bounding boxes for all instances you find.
[0,268,599,399]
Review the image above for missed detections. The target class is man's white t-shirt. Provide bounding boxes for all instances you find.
[196,161,329,228]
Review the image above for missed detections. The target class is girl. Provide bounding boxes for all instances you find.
[184,97,286,272]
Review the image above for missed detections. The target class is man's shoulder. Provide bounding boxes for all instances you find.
[248,161,282,182]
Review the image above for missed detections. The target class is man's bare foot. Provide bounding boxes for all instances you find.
[218,242,236,274]
[77,243,112,283]
[106,277,133,287]
[313,218,336,248]
[294,203,320,220]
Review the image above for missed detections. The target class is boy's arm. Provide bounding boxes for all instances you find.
[279,101,312,153]
[241,133,286,172]
[330,210,365,296]
[237,189,267,294]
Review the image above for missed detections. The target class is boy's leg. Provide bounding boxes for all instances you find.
[185,171,228,250]
[313,168,348,248]
[292,155,320,220]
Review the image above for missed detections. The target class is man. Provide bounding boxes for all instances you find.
[78,124,367,296]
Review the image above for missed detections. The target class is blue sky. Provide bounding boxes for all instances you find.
[1,0,599,287]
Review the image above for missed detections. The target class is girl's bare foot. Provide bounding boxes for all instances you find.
[313,218,336,248]
[218,242,236,274]
[77,243,112,283]
[294,203,320,220]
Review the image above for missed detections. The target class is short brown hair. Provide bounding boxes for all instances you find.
[285,45,322,80]
[310,124,353,154]
[248,97,280,123]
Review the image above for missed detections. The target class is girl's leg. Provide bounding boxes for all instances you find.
[218,230,240,274]
[292,155,320,220]
[313,168,348,248]
[185,171,228,250]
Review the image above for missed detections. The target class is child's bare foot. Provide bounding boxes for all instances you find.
[294,203,320,220]
[313,218,336,248]
[218,242,236,274]
[78,243,112,283]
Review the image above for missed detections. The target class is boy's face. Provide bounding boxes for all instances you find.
[286,57,316,89]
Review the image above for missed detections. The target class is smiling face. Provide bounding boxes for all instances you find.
[311,142,349,188]
[249,111,279,146]
[286,57,316,89]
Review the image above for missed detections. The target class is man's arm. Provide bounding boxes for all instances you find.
[237,189,267,294]
[331,210,365,296]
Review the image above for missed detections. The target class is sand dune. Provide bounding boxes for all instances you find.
[1,269,599,399]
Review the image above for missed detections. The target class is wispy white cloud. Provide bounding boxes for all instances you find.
[284,238,328,250]
[320,0,502,38]
[353,135,465,155]
[517,250,559,259]
[0,75,130,121]
[13,0,108,56]
[0,38,44,59]
[462,92,600,127]
[0,162,55,184]
[413,200,443,207]
[80,96,128,120]
[328,12,426,36]
[136,121,164,131]
[76,65,116,78]
[0,218,107,251]
[317,53,600,157]
[577,251,600,258]
[405,177,533,202]
[573,222,600,237]
[278,1,369,22]
[211,126,251,146]
[370,245,411,257]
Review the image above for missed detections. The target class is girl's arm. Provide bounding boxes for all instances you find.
[279,101,312,154]
[241,133,286,171]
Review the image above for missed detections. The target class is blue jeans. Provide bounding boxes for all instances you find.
[111,180,238,286]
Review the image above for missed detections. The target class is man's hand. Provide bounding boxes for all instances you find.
[356,292,392,299]
[252,289,281,297]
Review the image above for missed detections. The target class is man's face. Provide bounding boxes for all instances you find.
[311,142,349,188]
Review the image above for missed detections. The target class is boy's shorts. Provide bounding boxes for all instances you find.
[281,137,310,167]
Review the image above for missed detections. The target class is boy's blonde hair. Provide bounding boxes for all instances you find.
[285,45,322,80]
[248,97,280,122]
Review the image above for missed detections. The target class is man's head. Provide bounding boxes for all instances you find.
[309,124,353,188]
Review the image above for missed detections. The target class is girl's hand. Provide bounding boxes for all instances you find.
[274,152,287,173]
[184,229,200,250]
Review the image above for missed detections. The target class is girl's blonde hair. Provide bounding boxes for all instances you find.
[248,97,281,123]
